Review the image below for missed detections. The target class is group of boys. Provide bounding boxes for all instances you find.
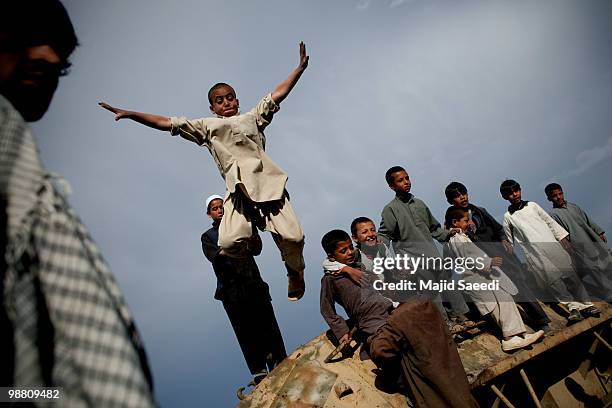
[318,166,609,407]
[100,40,610,403]
[3,1,610,406]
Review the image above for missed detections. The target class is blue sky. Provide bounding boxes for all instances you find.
[34,0,612,406]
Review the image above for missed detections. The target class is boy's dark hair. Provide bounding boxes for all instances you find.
[350,217,374,236]
[1,0,78,67]
[321,230,351,255]
[207,82,235,104]
[445,182,468,203]
[385,166,406,185]
[444,207,468,229]
[500,179,521,199]
[544,183,563,198]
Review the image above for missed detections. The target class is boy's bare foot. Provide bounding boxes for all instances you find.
[288,270,305,301]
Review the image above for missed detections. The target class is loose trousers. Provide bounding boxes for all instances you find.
[549,274,594,312]
[219,188,305,276]
[488,298,526,338]
[223,300,287,375]
[368,298,478,408]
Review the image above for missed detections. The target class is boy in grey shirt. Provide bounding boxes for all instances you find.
[545,183,612,301]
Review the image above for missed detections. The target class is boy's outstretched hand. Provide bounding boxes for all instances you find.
[99,101,129,121]
[298,41,309,70]
[97,101,171,131]
[270,42,309,104]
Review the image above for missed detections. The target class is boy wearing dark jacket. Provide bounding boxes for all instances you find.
[201,195,286,384]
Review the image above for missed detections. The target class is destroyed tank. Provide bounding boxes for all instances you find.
[238,302,611,407]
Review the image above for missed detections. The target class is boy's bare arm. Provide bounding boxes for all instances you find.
[270,42,309,104]
[98,101,171,131]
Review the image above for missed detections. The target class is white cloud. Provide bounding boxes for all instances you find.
[565,136,612,177]
[389,0,410,8]
[356,0,413,11]
[356,0,370,11]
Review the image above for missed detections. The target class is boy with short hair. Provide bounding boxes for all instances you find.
[445,207,544,351]
[320,230,477,408]
[201,195,286,385]
[445,182,551,331]
[322,216,393,281]
[545,183,612,300]
[379,166,459,259]
[378,166,471,327]
[100,43,309,300]
[500,180,598,322]
[322,216,410,303]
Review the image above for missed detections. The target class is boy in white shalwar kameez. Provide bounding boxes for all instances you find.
[445,208,544,352]
[500,180,598,322]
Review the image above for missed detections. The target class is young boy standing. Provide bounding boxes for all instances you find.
[99,43,309,300]
[545,183,612,300]
[445,182,551,331]
[445,208,544,351]
[378,166,469,326]
[500,180,598,322]
[320,230,477,408]
[201,195,286,385]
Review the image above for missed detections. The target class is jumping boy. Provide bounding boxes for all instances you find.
[500,180,598,322]
[201,194,286,385]
[445,182,551,331]
[320,230,477,408]
[545,183,612,300]
[99,43,309,300]
[445,207,545,351]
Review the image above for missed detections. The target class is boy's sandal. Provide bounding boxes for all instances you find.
[288,271,306,301]
[464,320,477,328]
[567,309,583,324]
[236,371,268,400]
[456,318,477,328]
[448,323,465,335]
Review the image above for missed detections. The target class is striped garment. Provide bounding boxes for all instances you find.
[1,95,156,407]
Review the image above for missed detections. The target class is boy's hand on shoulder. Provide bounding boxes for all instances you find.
[99,101,129,121]
[298,41,309,71]
[448,228,461,237]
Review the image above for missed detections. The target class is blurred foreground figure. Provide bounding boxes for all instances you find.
[0,1,156,406]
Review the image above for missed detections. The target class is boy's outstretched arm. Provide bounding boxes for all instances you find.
[270,42,309,105]
[98,102,171,131]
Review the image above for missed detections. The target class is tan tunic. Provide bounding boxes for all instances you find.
[170,93,288,202]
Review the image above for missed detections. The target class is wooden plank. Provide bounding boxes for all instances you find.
[466,302,611,388]
[490,385,516,408]
[519,369,542,408]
